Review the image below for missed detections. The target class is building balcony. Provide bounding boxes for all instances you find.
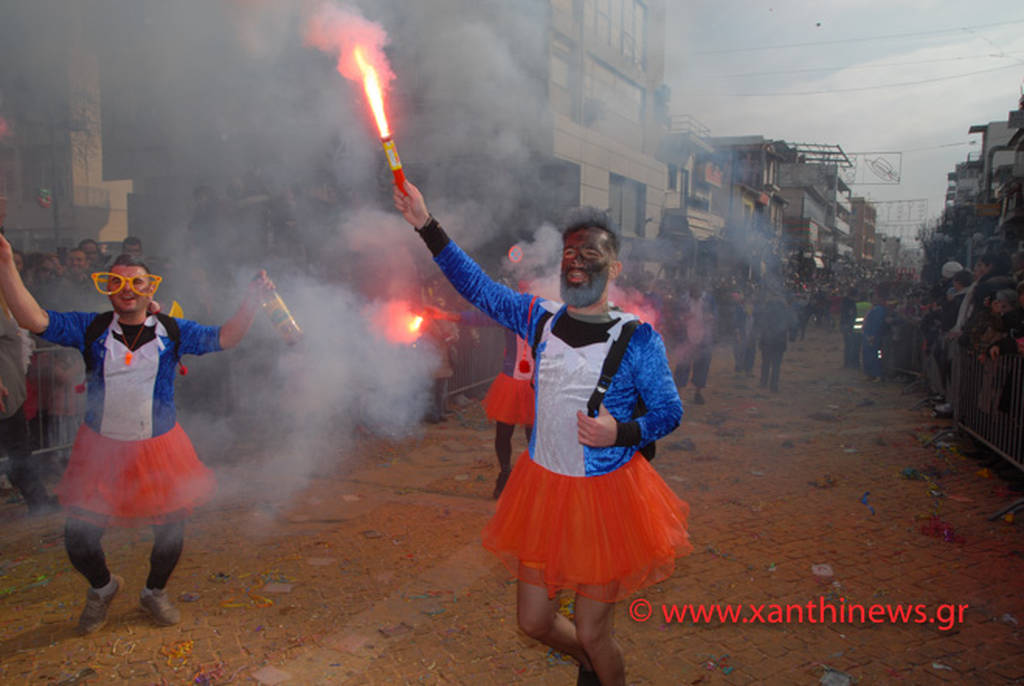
[72,185,110,209]
[833,216,851,237]
[686,207,725,239]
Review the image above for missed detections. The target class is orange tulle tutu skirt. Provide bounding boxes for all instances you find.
[57,423,215,526]
[482,451,692,602]
[483,374,534,425]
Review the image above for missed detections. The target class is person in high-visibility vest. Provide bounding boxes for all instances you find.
[839,289,860,369]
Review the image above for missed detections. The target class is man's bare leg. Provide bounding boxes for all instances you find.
[575,588,624,686]
[516,575,593,671]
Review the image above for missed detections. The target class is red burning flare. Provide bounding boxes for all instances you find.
[353,46,390,138]
[372,300,425,344]
[351,44,406,193]
[305,6,406,193]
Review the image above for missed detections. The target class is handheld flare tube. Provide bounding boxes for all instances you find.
[381,135,408,195]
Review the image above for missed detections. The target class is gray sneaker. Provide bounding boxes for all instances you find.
[140,588,181,626]
[77,574,123,635]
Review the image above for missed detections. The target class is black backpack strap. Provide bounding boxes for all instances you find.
[587,319,640,417]
[529,302,554,361]
[83,311,115,371]
[155,313,182,359]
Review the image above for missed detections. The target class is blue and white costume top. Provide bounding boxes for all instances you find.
[40,311,222,441]
[429,234,682,477]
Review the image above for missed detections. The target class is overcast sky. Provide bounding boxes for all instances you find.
[664,0,1024,241]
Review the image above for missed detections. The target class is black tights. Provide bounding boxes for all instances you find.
[65,517,186,590]
[494,422,532,472]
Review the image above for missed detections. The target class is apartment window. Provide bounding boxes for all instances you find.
[595,0,611,45]
[585,58,643,123]
[610,173,647,237]
[621,0,646,66]
[667,164,677,190]
[584,0,647,66]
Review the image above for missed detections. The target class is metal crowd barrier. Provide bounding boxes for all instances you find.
[27,343,86,457]
[446,326,505,400]
[951,350,1024,473]
[882,317,924,379]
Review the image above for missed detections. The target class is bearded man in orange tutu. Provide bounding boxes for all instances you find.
[395,181,690,686]
[0,234,272,634]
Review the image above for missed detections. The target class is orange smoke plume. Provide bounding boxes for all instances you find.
[305,4,394,105]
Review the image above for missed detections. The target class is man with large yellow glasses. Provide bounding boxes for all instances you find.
[0,235,273,634]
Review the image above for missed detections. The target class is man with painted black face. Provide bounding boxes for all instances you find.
[395,181,690,686]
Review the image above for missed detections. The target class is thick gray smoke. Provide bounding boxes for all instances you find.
[0,0,568,512]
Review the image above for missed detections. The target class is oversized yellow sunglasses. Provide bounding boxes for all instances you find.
[91,272,163,296]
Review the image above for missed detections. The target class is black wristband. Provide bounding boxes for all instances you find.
[614,420,642,447]
[414,215,450,257]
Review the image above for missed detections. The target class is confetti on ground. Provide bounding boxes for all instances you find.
[161,639,194,667]
[192,663,225,685]
[920,516,963,543]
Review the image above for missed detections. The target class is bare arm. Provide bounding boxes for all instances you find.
[0,234,49,334]
[218,270,274,350]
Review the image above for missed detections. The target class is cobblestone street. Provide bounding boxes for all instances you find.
[2,327,1023,685]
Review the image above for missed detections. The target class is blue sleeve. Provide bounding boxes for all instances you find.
[434,241,541,341]
[623,324,683,445]
[40,311,97,351]
[176,318,222,356]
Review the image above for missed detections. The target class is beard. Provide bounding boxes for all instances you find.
[560,268,608,308]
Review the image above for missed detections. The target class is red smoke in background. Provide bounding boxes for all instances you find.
[305,4,394,93]
[0,117,11,140]
[610,285,660,331]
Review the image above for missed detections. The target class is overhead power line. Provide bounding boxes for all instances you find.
[719,54,1014,78]
[693,63,1022,97]
[691,19,1024,55]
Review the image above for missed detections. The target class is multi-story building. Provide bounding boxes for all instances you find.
[776,150,853,273]
[654,114,725,273]
[996,100,1024,246]
[546,0,670,241]
[850,197,877,263]
[706,135,786,277]
[0,3,131,250]
[968,119,1017,209]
